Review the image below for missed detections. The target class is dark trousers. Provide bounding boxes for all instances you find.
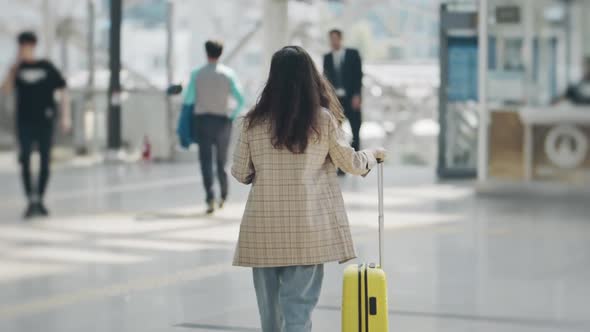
[17,122,54,201]
[339,97,362,151]
[193,114,232,203]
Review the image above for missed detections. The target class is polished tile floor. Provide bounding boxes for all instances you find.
[0,162,589,332]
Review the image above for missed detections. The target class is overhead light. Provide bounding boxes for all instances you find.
[371,85,383,97]
[544,4,565,23]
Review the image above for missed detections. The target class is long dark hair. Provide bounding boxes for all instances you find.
[245,46,344,153]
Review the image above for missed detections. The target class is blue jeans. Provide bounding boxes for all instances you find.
[253,265,324,332]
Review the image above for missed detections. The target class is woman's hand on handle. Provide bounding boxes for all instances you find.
[372,147,387,163]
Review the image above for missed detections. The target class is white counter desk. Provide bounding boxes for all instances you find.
[519,103,590,181]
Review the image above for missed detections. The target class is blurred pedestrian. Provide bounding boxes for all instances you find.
[0,31,70,219]
[231,46,385,332]
[177,40,245,214]
[556,57,590,105]
[323,29,363,176]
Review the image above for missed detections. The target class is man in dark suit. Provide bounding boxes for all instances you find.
[323,29,363,153]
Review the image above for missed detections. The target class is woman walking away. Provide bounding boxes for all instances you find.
[231,46,386,332]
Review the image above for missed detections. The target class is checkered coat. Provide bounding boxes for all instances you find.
[231,109,377,267]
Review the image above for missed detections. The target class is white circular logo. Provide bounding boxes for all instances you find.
[544,125,588,169]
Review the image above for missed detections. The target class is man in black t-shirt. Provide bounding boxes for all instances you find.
[1,31,70,218]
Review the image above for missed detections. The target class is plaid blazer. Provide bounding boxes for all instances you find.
[231,109,377,267]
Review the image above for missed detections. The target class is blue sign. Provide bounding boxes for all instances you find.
[447,37,478,101]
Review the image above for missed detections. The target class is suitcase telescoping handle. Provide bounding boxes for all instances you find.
[377,158,384,268]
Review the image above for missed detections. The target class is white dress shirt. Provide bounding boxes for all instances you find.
[332,48,346,97]
[332,48,346,72]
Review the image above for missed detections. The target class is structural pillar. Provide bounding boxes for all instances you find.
[477,0,489,182]
[42,0,55,58]
[522,0,534,104]
[165,0,175,160]
[87,0,97,153]
[107,0,122,150]
[263,0,289,69]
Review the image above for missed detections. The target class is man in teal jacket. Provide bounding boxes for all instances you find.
[177,40,245,214]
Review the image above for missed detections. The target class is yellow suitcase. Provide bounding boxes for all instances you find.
[342,161,389,332]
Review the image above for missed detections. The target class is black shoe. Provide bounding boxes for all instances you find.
[337,169,346,177]
[23,203,36,219]
[36,202,50,217]
[206,201,215,215]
